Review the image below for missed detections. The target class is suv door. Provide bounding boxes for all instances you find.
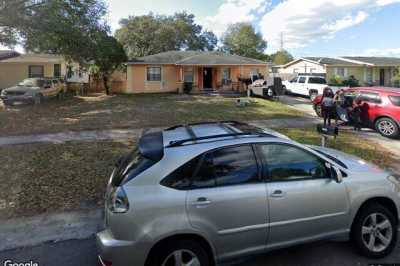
[256,143,350,249]
[295,76,307,95]
[358,91,383,125]
[186,145,268,260]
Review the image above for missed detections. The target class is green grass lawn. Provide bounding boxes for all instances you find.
[276,128,397,168]
[0,93,302,136]
[0,140,134,219]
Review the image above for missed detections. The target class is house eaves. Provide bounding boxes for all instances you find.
[336,57,374,66]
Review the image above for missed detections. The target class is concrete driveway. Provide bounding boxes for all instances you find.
[277,94,317,116]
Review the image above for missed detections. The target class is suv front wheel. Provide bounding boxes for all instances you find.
[149,240,211,266]
[352,203,397,258]
[375,117,399,138]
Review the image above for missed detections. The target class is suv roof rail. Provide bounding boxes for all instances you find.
[166,132,274,148]
[164,120,245,131]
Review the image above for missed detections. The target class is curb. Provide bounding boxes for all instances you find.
[0,208,103,252]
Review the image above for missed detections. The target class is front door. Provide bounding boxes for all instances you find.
[256,143,350,249]
[186,145,268,260]
[203,67,213,89]
[380,69,385,86]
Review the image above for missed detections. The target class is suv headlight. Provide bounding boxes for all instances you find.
[388,175,400,191]
[107,186,129,213]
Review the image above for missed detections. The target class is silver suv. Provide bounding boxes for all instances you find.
[97,121,400,266]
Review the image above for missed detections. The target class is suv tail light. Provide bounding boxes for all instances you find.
[107,186,129,213]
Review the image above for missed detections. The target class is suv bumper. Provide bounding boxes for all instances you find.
[96,229,149,266]
[0,95,33,104]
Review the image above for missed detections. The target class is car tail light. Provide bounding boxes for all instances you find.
[107,186,129,213]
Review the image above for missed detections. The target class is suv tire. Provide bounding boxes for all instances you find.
[375,117,399,138]
[352,203,397,258]
[149,240,211,266]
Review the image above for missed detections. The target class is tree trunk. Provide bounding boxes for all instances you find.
[103,75,110,95]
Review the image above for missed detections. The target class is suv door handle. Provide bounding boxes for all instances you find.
[270,190,286,198]
[192,197,211,207]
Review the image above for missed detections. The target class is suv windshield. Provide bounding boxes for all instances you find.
[389,95,400,106]
[18,79,44,87]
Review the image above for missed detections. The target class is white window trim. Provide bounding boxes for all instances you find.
[146,65,162,83]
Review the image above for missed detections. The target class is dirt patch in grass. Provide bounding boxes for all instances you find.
[0,93,302,136]
[0,140,134,219]
[276,128,397,169]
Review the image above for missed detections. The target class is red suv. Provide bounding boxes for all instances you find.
[313,87,400,138]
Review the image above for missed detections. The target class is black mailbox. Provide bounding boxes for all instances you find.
[317,124,339,137]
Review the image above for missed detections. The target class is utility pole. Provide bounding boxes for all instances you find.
[280,32,284,51]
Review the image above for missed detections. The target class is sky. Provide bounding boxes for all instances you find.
[106,0,400,57]
[2,0,400,58]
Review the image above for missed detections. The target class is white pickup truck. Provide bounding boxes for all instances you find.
[283,76,336,100]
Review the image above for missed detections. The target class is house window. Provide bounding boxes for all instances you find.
[67,66,73,79]
[147,67,161,81]
[222,68,231,84]
[54,64,61,78]
[337,67,346,77]
[28,65,44,78]
[184,67,193,82]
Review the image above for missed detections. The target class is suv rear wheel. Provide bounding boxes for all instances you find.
[352,203,397,258]
[375,117,399,138]
[149,240,211,266]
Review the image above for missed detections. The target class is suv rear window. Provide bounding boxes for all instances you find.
[308,77,326,84]
[389,95,400,106]
[111,149,156,186]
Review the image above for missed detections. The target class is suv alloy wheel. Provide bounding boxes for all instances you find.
[352,203,397,258]
[375,117,399,138]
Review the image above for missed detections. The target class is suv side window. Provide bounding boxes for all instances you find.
[298,77,306,83]
[359,92,381,104]
[308,77,326,84]
[212,145,259,187]
[161,155,202,190]
[258,144,328,181]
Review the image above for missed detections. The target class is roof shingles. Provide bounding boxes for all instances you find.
[128,51,266,65]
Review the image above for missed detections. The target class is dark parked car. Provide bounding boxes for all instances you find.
[313,87,400,138]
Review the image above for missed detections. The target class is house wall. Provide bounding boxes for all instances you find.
[326,66,397,86]
[0,62,65,90]
[280,60,325,75]
[125,64,268,94]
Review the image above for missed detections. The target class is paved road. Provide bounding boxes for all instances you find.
[1,237,399,266]
[278,94,317,116]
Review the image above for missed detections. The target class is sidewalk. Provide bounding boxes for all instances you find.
[0,117,320,146]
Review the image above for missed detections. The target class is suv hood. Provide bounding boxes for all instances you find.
[307,145,385,173]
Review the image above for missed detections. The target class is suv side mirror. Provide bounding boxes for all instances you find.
[332,166,343,183]
[326,163,343,183]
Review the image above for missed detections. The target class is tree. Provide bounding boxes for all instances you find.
[0,0,109,64]
[221,23,267,60]
[115,12,217,58]
[271,50,294,65]
[90,33,127,95]
[0,0,127,95]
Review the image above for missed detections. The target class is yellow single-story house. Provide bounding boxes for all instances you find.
[275,56,400,87]
[125,51,268,93]
[304,57,400,87]
[0,50,88,90]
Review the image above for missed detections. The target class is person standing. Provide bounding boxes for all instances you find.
[333,89,348,125]
[321,88,335,127]
[352,97,363,131]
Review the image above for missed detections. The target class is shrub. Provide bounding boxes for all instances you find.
[329,75,342,86]
[342,75,359,87]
